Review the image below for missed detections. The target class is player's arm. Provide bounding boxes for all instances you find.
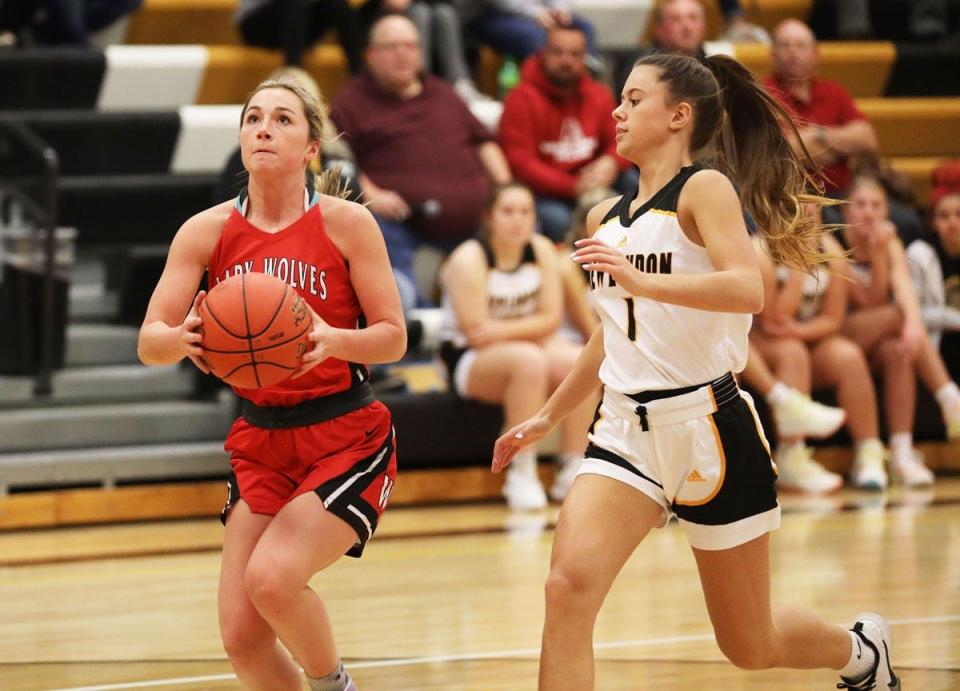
[558,245,599,340]
[791,259,848,342]
[316,200,407,365]
[138,205,227,368]
[571,170,763,313]
[311,200,407,367]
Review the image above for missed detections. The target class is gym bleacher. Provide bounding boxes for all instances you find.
[1,0,958,529]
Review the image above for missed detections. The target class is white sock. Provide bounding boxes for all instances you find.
[935,382,960,418]
[306,660,351,691]
[889,432,913,462]
[840,629,877,682]
[856,438,883,453]
[510,448,538,475]
[766,382,792,407]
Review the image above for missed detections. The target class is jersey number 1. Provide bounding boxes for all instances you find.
[624,298,637,341]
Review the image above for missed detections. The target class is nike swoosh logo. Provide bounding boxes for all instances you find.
[364,428,377,438]
[883,642,898,688]
[856,639,863,660]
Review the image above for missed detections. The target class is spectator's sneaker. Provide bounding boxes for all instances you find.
[837,613,900,690]
[850,440,888,491]
[775,444,843,494]
[502,455,547,511]
[772,388,847,439]
[549,456,582,502]
[890,449,935,487]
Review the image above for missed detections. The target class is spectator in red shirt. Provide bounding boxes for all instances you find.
[331,13,511,310]
[499,24,633,242]
[763,19,878,197]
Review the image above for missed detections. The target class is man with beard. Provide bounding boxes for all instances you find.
[498,24,632,242]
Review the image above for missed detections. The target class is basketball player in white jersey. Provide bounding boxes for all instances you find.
[493,53,899,690]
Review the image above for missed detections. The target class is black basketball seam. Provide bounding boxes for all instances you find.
[219,361,299,380]
[200,325,311,354]
[202,298,247,340]
[241,273,262,388]
[246,283,291,338]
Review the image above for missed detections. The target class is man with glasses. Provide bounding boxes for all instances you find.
[331,13,512,310]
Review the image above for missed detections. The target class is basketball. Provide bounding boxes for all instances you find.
[198,272,311,389]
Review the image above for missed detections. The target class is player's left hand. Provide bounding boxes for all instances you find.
[571,238,645,295]
[492,414,553,473]
[291,305,338,379]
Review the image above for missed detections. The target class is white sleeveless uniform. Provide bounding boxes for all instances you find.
[579,166,779,551]
[438,239,542,396]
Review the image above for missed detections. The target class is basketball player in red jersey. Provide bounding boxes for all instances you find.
[138,78,405,691]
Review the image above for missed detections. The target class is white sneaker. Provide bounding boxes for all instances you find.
[838,613,900,690]
[775,444,843,494]
[549,456,582,502]
[850,440,888,491]
[502,455,547,511]
[772,389,846,439]
[890,449,935,487]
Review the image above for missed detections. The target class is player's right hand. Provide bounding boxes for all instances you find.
[181,291,210,374]
[492,414,552,473]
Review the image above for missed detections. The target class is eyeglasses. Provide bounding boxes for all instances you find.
[370,40,420,52]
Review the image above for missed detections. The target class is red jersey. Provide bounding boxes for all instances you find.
[207,194,368,406]
[763,75,868,194]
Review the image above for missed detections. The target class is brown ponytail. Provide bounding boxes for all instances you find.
[635,53,832,272]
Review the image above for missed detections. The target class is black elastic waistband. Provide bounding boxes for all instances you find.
[628,372,738,407]
[240,382,375,429]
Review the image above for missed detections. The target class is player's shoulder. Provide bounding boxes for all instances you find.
[177,200,232,244]
[586,196,623,235]
[318,194,379,245]
[680,168,737,208]
[447,237,486,267]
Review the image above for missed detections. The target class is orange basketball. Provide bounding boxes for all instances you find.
[198,272,311,389]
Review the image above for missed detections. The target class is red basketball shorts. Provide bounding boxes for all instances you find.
[220,400,397,557]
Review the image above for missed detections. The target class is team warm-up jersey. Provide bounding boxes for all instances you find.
[589,165,750,392]
[207,189,368,406]
[439,239,542,348]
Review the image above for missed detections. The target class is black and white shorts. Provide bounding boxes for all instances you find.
[582,373,780,551]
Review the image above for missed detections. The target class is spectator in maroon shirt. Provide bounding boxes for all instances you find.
[331,13,511,310]
[763,19,878,197]
[499,24,633,242]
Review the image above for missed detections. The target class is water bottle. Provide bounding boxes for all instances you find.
[498,57,520,99]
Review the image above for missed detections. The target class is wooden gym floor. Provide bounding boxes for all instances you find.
[1,479,958,691]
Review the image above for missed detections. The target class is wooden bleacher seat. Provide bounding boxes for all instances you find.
[126,0,240,45]
[860,97,960,157]
[733,42,896,98]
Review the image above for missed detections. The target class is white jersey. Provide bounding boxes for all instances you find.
[776,264,830,322]
[589,165,750,393]
[439,239,542,348]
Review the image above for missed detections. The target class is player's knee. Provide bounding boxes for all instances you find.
[716,636,777,670]
[510,343,548,383]
[220,619,271,665]
[779,338,809,364]
[544,565,601,615]
[244,559,298,617]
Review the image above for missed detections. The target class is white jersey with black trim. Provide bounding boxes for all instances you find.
[589,165,750,393]
[439,238,542,348]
